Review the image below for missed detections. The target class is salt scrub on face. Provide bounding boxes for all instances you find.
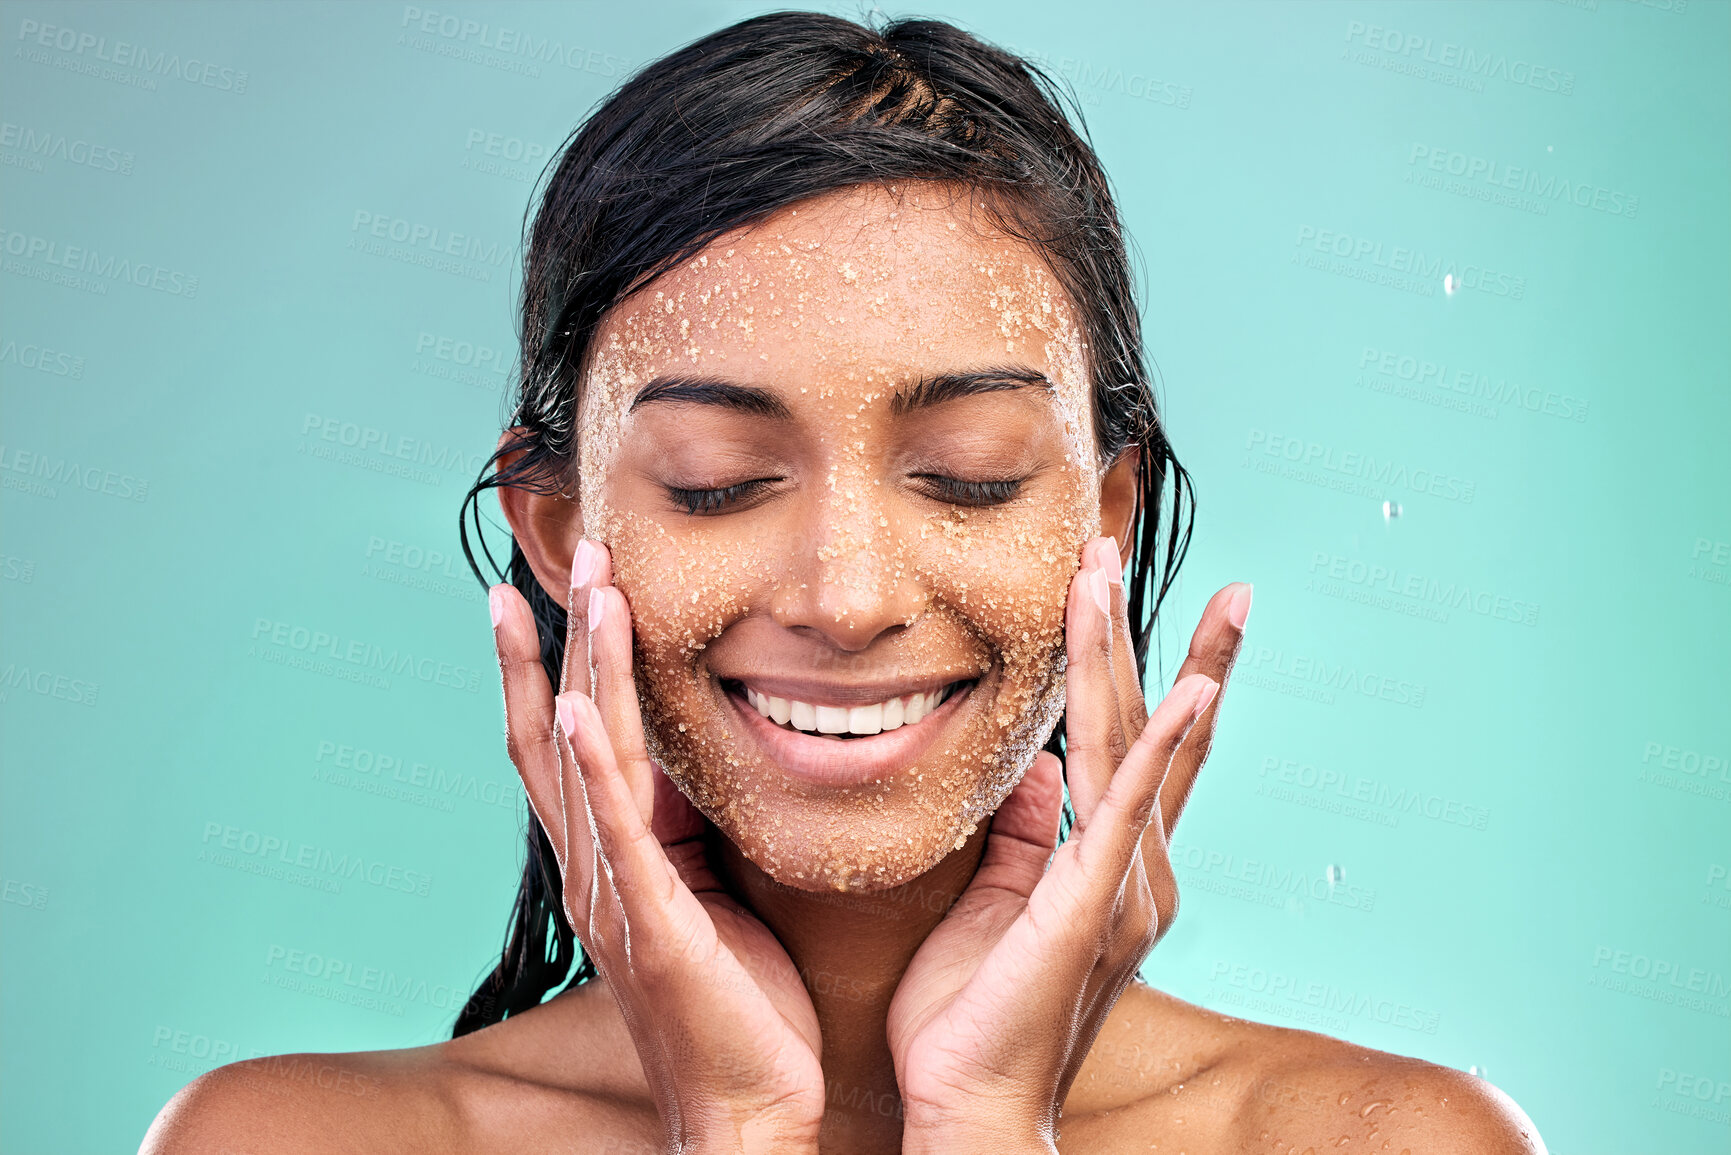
[569,184,1104,892]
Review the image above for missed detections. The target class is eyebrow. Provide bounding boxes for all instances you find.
[628,365,1052,418]
[889,367,1052,415]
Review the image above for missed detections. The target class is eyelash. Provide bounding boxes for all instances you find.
[663,475,1025,516]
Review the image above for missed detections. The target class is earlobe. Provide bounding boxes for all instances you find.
[1099,446,1141,567]
[493,428,583,604]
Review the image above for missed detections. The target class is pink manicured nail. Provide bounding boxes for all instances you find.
[1088,566,1111,616]
[571,539,602,589]
[1098,538,1123,586]
[554,695,577,740]
[487,585,504,628]
[1190,678,1219,723]
[1227,583,1254,631]
[587,586,607,632]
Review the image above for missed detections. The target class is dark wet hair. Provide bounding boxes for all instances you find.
[452,10,1193,1038]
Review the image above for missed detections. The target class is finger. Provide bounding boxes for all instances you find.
[1157,582,1250,837]
[1098,538,1149,747]
[557,691,704,956]
[1061,538,1127,825]
[1077,674,1216,884]
[559,539,613,698]
[491,582,565,867]
[971,752,1064,901]
[651,760,723,896]
[588,581,656,821]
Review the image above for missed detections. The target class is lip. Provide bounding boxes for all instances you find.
[722,675,982,789]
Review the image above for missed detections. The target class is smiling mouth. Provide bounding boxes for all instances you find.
[720,679,975,741]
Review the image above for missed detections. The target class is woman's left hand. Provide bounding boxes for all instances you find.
[885,536,1251,1154]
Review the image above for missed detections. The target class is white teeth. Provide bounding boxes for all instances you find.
[847,704,883,735]
[741,684,958,736]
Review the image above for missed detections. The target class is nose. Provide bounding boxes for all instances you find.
[768,485,928,653]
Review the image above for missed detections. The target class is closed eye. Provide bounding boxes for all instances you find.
[913,475,1025,507]
[663,477,782,516]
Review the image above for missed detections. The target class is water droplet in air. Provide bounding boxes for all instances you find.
[1327,864,1346,888]
[1469,1064,1488,1077]
[1443,273,1457,295]
[1383,500,1401,520]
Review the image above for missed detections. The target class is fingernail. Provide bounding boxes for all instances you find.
[1088,566,1111,617]
[1227,583,1253,631]
[1190,678,1219,724]
[488,585,504,628]
[571,539,601,589]
[587,586,607,632]
[555,694,577,740]
[1099,538,1123,586]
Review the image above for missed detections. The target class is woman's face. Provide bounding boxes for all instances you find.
[575,183,1104,892]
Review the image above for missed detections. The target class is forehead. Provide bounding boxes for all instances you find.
[586,182,1085,398]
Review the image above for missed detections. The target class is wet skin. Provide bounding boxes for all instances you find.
[140,185,1546,1155]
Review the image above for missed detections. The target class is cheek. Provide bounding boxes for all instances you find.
[914,471,1100,651]
[602,509,756,664]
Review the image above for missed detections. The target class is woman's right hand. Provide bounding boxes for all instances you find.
[490,539,825,1154]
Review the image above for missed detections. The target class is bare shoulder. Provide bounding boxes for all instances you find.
[138,983,656,1155]
[1065,984,1546,1154]
[1218,1023,1548,1154]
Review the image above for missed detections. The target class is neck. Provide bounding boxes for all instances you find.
[713,826,990,1153]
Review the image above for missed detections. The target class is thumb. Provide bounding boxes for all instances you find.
[649,760,720,894]
[972,752,1064,900]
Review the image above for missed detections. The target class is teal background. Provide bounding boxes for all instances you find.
[2,1,1727,1151]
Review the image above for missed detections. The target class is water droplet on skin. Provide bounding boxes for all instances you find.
[1360,1099,1391,1117]
[1338,1093,1350,1106]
